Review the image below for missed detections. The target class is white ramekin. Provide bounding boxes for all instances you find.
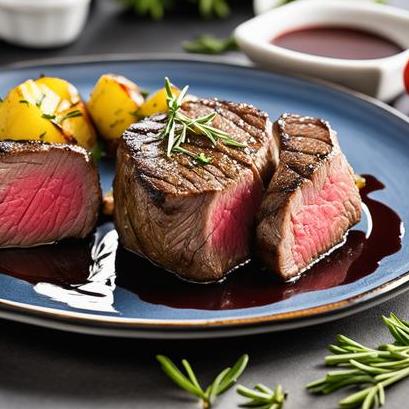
[0,0,91,48]
[236,0,409,101]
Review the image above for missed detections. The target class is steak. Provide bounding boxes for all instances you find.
[114,99,277,282]
[256,114,362,281]
[0,141,101,248]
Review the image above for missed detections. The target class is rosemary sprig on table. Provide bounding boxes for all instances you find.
[156,354,248,408]
[237,384,287,409]
[159,77,246,164]
[307,313,409,409]
[183,35,238,54]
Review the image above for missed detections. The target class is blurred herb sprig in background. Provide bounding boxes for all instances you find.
[118,0,230,20]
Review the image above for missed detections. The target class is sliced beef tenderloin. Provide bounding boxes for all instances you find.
[0,141,101,248]
[114,99,277,282]
[256,114,362,281]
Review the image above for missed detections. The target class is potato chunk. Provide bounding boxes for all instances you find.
[0,78,97,150]
[0,80,68,144]
[87,74,144,141]
[138,85,180,118]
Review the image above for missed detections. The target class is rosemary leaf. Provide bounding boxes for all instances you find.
[156,355,205,399]
[237,384,287,408]
[159,77,246,165]
[156,354,248,408]
[182,359,203,391]
[307,313,409,409]
[217,353,249,394]
[207,367,230,405]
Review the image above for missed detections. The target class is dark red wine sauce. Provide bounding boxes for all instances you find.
[272,26,403,60]
[0,175,402,311]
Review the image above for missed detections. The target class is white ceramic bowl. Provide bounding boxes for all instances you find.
[253,0,376,15]
[0,0,91,48]
[235,0,409,100]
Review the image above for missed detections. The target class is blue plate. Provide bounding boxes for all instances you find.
[0,57,408,339]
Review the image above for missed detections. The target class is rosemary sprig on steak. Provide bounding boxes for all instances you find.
[307,313,409,409]
[159,77,246,164]
[156,354,248,408]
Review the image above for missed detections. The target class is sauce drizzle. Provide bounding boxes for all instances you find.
[0,175,403,312]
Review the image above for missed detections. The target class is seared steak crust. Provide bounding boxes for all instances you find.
[114,99,276,282]
[256,114,362,281]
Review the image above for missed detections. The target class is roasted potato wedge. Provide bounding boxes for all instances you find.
[56,102,97,150]
[36,76,81,111]
[0,78,97,149]
[87,74,144,141]
[138,85,180,118]
[0,80,68,144]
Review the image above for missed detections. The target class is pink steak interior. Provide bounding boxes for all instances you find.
[0,165,86,247]
[291,166,357,269]
[210,177,262,258]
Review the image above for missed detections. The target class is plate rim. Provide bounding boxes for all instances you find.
[1,54,408,337]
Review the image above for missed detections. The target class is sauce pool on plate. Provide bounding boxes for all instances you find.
[0,176,403,312]
[272,26,404,60]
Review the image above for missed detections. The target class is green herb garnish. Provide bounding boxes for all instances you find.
[118,0,230,20]
[183,35,238,54]
[197,0,229,19]
[173,146,213,165]
[36,93,46,108]
[160,77,246,164]
[196,152,213,164]
[41,113,56,120]
[307,313,409,409]
[140,88,150,99]
[156,354,248,408]
[38,131,47,140]
[91,140,105,162]
[59,109,83,123]
[19,100,29,105]
[237,384,287,409]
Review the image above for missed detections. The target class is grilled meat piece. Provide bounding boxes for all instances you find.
[114,99,277,282]
[256,114,362,281]
[0,141,101,248]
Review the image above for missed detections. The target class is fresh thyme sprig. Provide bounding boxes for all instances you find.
[156,354,249,408]
[159,77,246,164]
[237,384,287,409]
[307,313,409,409]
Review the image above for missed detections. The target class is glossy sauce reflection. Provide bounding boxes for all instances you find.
[118,175,403,309]
[272,26,404,60]
[0,175,403,311]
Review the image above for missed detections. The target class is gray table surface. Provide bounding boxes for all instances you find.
[1,1,409,408]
